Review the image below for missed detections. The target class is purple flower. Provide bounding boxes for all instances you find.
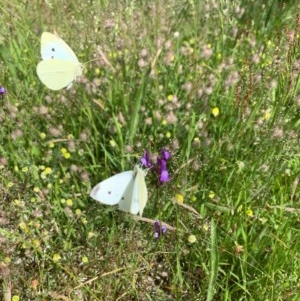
[157,157,170,182]
[154,220,167,238]
[0,86,7,98]
[157,149,170,183]
[140,148,171,183]
[161,149,170,161]
[141,150,153,168]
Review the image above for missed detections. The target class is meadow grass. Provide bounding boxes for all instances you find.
[1,0,300,300]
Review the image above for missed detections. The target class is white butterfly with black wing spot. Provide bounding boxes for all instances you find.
[36,32,83,90]
[90,165,148,216]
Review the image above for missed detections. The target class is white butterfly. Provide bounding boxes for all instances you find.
[90,165,148,216]
[36,32,83,90]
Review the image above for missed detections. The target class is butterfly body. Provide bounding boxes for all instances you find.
[36,32,83,90]
[90,165,148,216]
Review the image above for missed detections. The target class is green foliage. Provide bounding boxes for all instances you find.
[1,0,300,300]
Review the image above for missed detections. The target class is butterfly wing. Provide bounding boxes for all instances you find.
[90,170,134,205]
[119,165,148,216]
[40,32,79,62]
[135,165,148,216]
[36,59,82,90]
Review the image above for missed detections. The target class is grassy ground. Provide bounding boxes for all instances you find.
[1,0,300,300]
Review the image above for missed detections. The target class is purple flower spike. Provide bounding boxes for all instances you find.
[161,149,170,161]
[141,150,153,168]
[0,86,7,98]
[157,155,170,183]
[154,220,167,238]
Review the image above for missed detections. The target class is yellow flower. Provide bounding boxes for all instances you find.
[19,222,29,233]
[263,110,271,120]
[33,239,41,247]
[64,152,71,159]
[66,199,73,207]
[246,208,254,217]
[7,182,14,188]
[208,191,215,199]
[175,194,184,204]
[33,187,40,193]
[12,296,20,301]
[81,256,88,263]
[44,167,52,175]
[165,131,171,138]
[53,253,61,262]
[61,148,67,154]
[167,94,174,101]
[188,234,197,244]
[109,139,116,147]
[67,134,74,139]
[211,107,220,117]
[94,67,100,75]
[202,223,209,231]
[22,166,28,173]
[39,132,46,139]
[75,209,82,215]
[161,119,167,125]
[88,232,96,239]
[48,142,55,148]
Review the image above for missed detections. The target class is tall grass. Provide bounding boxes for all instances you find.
[1,0,300,300]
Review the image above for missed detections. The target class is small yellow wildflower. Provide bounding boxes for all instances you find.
[208,191,215,199]
[61,148,67,154]
[66,199,73,207]
[175,194,184,204]
[165,131,171,138]
[202,223,209,232]
[75,209,82,215]
[48,142,55,148]
[211,107,220,117]
[53,253,61,262]
[47,183,52,189]
[13,199,21,206]
[33,187,40,193]
[12,296,20,301]
[246,208,254,217]
[22,166,28,173]
[61,198,66,204]
[45,167,52,175]
[39,132,46,139]
[188,234,197,244]
[7,182,14,188]
[14,165,19,172]
[167,94,174,101]
[63,152,71,159]
[88,232,96,239]
[109,139,116,147]
[33,239,41,247]
[94,67,100,75]
[161,119,167,125]
[263,110,271,120]
[81,256,88,263]
[67,134,74,139]
[19,221,29,233]
[81,217,88,224]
